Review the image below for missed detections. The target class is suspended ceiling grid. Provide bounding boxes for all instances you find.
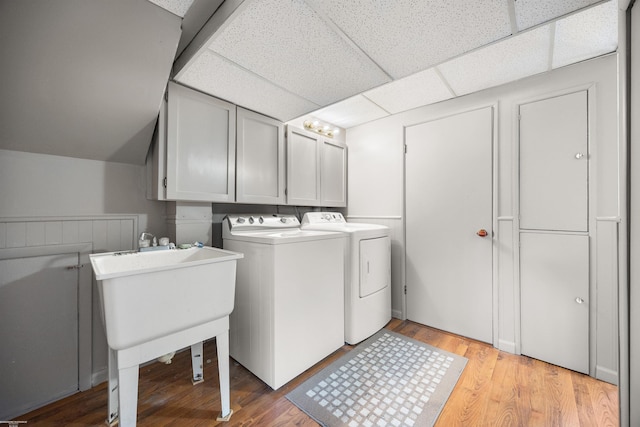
[173,0,618,128]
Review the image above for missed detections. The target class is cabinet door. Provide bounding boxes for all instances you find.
[146,92,167,200]
[520,91,588,231]
[0,254,79,420]
[236,107,285,204]
[286,126,321,206]
[166,82,236,202]
[321,138,347,207]
[520,232,589,374]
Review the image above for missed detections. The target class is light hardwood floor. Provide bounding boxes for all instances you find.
[16,319,618,426]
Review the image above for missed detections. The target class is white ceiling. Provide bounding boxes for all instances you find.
[173,0,618,128]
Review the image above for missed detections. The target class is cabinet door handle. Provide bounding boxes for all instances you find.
[575,297,585,304]
[575,153,585,159]
[476,229,489,237]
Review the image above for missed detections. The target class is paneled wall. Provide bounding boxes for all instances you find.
[346,54,619,383]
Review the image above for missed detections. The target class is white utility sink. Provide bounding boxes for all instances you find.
[90,246,243,427]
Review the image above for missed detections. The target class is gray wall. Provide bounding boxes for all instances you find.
[346,54,620,383]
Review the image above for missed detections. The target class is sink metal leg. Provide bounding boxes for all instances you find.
[118,364,140,427]
[106,348,119,426]
[216,331,232,421]
[190,341,204,384]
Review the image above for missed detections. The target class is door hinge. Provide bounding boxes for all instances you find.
[404,145,407,154]
[404,285,407,295]
[163,177,167,188]
[164,90,168,102]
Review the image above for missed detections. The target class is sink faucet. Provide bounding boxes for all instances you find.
[139,232,156,248]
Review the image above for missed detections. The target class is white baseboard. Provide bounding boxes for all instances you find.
[92,367,108,387]
[391,309,404,320]
[595,365,618,385]
[498,339,517,354]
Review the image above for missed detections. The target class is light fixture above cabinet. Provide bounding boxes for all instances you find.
[303,119,341,138]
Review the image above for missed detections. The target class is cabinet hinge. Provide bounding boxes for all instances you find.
[163,177,167,188]
[164,91,168,102]
[404,285,407,295]
[404,145,407,154]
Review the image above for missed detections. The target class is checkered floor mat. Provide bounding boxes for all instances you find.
[286,329,467,427]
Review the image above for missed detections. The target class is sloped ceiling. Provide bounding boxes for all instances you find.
[0,0,182,164]
[175,0,619,127]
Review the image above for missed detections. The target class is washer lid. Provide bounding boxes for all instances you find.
[223,228,346,244]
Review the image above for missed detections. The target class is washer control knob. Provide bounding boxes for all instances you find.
[236,217,245,224]
[248,216,255,224]
[280,217,288,223]
[259,216,264,224]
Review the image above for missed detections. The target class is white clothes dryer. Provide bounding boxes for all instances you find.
[222,214,346,389]
[301,212,391,344]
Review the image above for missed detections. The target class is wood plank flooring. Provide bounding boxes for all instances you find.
[15,319,618,426]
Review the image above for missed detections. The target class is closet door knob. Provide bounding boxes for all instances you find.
[575,153,585,159]
[575,297,585,304]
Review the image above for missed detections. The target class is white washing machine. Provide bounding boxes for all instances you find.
[301,212,391,344]
[222,214,346,389]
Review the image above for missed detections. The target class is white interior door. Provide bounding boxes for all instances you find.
[0,253,79,420]
[518,90,590,373]
[405,107,493,343]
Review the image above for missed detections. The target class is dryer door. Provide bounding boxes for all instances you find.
[359,236,390,298]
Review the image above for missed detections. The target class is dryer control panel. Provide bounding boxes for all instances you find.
[302,212,346,225]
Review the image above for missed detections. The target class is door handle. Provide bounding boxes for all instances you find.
[476,229,489,237]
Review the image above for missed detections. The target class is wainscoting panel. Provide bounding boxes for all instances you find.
[0,215,139,388]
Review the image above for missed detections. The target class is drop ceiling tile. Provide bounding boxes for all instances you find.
[146,0,194,17]
[311,95,390,128]
[552,0,618,69]
[176,50,320,122]
[363,68,454,114]
[514,0,603,31]
[306,0,512,79]
[207,0,390,106]
[438,25,551,96]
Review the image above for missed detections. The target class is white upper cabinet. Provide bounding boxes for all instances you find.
[164,82,236,202]
[321,138,347,207]
[236,107,285,204]
[286,126,321,206]
[286,126,347,207]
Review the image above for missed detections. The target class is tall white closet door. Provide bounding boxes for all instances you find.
[519,91,588,231]
[406,107,493,344]
[519,90,590,373]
